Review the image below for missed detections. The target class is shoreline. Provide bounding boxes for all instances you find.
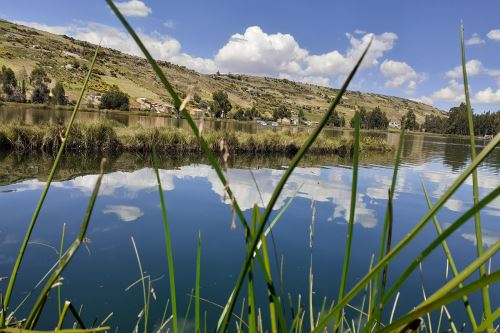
[1,101,485,140]
[0,121,392,155]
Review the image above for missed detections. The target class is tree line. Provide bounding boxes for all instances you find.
[423,103,499,136]
[0,65,67,105]
[0,64,131,110]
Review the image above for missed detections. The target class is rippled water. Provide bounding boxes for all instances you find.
[0,106,498,330]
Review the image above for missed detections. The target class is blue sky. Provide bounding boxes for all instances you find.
[1,0,500,111]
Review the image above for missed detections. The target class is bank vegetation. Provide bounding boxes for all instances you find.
[0,121,392,155]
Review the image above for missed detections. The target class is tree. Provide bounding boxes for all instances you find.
[423,114,447,133]
[193,93,201,104]
[447,103,469,135]
[198,100,209,110]
[273,105,291,121]
[474,111,500,136]
[211,90,232,118]
[246,106,259,120]
[403,109,418,130]
[327,109,345,127]
[351,107,369,128]
[100,85,129,110]
[298,109,306,123]
[367,107,389,129]
[422,106,500,136]
[20,79,26,102]
[52,82,67,105]
[30,68,51,103]
[1,65,17,97]
[18,67,28,102]
[232,107,246,120]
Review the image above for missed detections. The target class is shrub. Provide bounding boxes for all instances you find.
[100,85,129,110]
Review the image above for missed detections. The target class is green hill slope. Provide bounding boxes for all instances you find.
[0,19,444,123]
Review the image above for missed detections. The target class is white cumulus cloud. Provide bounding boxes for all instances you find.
[464,33,485,46]
[163,19,175,29]
[473,87,500,104]
[304,32,398,77]
[380,59,426,90]
[215,27,397,83]
[215,26,308,76]
[487,29,500,41]
[446,59,483,79]
[114,0,152,17]
[430,80,465,102]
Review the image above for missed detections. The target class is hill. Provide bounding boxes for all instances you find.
[0,19,444,123]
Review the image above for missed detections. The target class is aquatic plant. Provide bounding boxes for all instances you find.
[0,121,391,155]
[0,3,498,333]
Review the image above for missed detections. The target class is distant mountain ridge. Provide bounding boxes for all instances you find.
[0,19,445,122]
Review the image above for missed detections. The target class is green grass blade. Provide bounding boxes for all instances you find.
[195,231,201,333]
[247,208,257,333]
[58,223,67,317]
[24,159,106,329]
[254,209,287,332]
[181,289,194,333]
[362,184,500,331]
[460,23,492,328]
[335,111,361,330]
[56,301,71,330]
[312,133,500,333]
[378,245,499,333]
[371,127,405,321]
[380,188,394,303]
[216,39,373,333]
[421,180,477,328]
[237,298,245,333]
[473,307,500,333]
[131,237,148,333]
[257,208,279,333]
[256,184,303,252]
[0,46,99,326]
[152,146,178,333]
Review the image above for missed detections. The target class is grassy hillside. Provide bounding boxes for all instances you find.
[0,19,444,123]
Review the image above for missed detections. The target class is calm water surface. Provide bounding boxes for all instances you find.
[0,107,498,330]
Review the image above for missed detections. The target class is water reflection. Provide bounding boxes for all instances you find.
[103,205,144,222]
[461,229,499,248]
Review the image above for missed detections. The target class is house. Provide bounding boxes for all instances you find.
[136,97,152,110]
[151,103,175,114]
[87,94,101,103]
[136,97,149,104]
[280,117,291,125]
[189,108,204,118]
[389,120,401,129]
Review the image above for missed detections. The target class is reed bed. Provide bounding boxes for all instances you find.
[0,122,392,156]
[0,4,498,333]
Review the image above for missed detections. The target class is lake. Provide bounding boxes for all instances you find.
[0,106,498,331]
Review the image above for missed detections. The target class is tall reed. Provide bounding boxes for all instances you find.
[460,23,492,331]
